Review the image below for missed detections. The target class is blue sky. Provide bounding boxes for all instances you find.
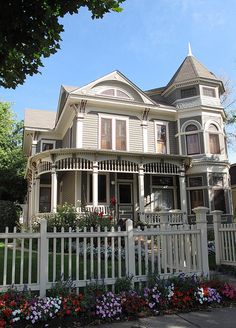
[1,0,236,160]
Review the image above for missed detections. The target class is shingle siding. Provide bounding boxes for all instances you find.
[169,121,178,154]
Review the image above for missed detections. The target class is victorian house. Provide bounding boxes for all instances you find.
[23,47,232,223]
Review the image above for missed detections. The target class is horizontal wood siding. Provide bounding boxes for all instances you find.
[83,113,98,149]
[147,121,155,153]
[169,121,178,154]
[129,117,142,152]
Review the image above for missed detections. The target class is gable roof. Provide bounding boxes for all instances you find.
[24,109,56,130]
[167,55,219,87]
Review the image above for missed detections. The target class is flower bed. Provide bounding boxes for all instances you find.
[0,275,236,327]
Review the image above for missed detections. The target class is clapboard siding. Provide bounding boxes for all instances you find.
[83,112,98,149]
[147,121,155,153]
[129,117,142,152]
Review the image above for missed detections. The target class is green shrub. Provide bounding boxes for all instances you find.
[78,211,113,231]
[0,200,20,232]
[115,275,133,293]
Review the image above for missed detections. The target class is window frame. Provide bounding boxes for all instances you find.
[208,123,221,155]
[154,121,169,154]
[185,124,200,155]
[202,86,216,98]
[99,87,133,100]
[99,114,129,151]
[40,140,56,152]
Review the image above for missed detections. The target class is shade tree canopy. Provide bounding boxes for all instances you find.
[0,0,124,89]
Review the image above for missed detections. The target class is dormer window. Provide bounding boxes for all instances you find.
[202,87,216,97]
[181,87,196,99]
[100,88,132,99]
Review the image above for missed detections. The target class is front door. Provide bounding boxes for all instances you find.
[118,182,133,220]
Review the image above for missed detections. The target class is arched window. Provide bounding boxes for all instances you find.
[185,124,200,155]
[208,124,220,154]
[100,88,131,99]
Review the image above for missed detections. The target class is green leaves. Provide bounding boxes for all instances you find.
[0,0,125,89]
[0,102,27,202]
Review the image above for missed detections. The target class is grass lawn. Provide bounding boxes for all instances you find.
[0,242,127,286]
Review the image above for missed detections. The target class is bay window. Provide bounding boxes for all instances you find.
[209,124,220,154]
[188,177,204,210]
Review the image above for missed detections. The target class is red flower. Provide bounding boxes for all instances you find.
[109,215,113,220]
[2,308,12,317]
[110,196,117,206]
[66,309,71,315]
[0,319,6,328]
[98,212,104,218]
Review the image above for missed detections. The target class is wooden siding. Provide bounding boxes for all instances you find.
[129,117,142,152]
[62,172,75,204]
[83,112,98,149]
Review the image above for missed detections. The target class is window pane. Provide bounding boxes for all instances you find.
[156,124,166,154]
[190,190,204,210]
[116,120,126,150]
[181,88,196,98]
[117,89,130,99]
[186,134,200,155]
[209,134,220,154]
[42,143,54,151]
[152,176,173,186]
[101,89,115,96]
[203,87,216,97]
[101,118,112,149]
[119,184,132,203]
[153,189,174,211]
[189,177,203,187]
[186,124,197,132]
[213,189,226,212]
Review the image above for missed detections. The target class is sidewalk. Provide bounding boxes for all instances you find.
[92,307,236,328]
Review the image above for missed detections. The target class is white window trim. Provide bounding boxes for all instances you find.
[98,114,129,151]
[40,139,56,152]
[87,173,110,204]
[154,121,169,154]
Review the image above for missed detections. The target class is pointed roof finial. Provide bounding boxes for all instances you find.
[188,42,193,56]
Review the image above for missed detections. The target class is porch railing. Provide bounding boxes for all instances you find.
[142,211,186,225]
[77,205,110,215]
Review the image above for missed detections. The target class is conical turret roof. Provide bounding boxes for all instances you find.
[167,54,218,87]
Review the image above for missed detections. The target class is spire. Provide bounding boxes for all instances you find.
[188,42,193,56]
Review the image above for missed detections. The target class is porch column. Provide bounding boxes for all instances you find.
[34,176,40,215]
[92,161,98,208]
[28,185,33,219]
[141,121,148,152]
[75,171,82,208]
[31,172,36,216]
[31,140,37,156]
[138,164,145,222]
[179,166,188,222]
[51,165,58,213]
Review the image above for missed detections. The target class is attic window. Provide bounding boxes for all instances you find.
[203,87,216,97]
[100,88,132,99]
[181,87,197,99]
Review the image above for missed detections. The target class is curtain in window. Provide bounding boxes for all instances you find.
[101,118,112,149]
[153,189,173,211]
[116,120,126,150]
[209,134,220,154]
[156,125,166,154]
[186,134,200,155]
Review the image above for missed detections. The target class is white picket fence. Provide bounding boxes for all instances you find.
[213,210,236,266]
[0,207,209,297]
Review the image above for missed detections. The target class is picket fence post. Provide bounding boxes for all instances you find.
[39,219,48,298]
[192,207,209,277]
[212,210,223,266]
[126,219,135,278]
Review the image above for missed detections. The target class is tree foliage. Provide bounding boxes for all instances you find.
[0,0,124,89]
[0,102,27,202]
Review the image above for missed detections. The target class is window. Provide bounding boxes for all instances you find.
[152,175,175,211]
[213,189,226,212]
[188,177,204,210]
[100,116,128,151]
[203,87,216,97]
[89,174,107,203]
[100,88,132,99]
[155,122,168,154]
[185,124,200,155]
[101,118,112,150]
[209,124,220,154]
[181,87,197,99]
[41,140,55,152]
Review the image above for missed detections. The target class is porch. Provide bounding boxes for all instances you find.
[28,149,190,223]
